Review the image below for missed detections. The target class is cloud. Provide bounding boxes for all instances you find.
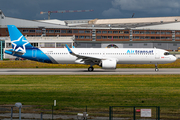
[1,0,180,20]
[103,0,180,17]
[6,9,20,15]
[1,0,112,20]
[112,0,180,9]
[102,8,122,17]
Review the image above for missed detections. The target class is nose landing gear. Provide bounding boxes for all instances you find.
[155,64,159,72]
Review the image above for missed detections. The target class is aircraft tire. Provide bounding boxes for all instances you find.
[155,68,159,72]
[88,67,94,72]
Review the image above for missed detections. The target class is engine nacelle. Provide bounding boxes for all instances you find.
[101,59,117,69]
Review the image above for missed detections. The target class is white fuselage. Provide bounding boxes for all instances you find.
[39,48,176,64]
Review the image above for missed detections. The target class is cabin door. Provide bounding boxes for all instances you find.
[155,49,160,59]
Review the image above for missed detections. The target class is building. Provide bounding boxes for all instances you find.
[1,9,180,59]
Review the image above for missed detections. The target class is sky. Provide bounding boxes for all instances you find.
[1,0,180,20]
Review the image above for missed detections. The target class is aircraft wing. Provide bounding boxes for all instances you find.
[65,45,104,64]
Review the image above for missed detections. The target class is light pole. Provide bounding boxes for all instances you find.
[52,100,56,120]
[15,103,22,120]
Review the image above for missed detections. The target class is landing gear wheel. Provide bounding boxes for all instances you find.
[88,67,94,72]
[155,68,159,72]
[155,64,159,72]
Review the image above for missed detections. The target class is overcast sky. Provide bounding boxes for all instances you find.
[1,0,180,20]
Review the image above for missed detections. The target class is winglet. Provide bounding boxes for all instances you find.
[65,44,79,57]
[65,44,73,54]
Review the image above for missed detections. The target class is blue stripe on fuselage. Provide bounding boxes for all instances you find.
[6,48,53,63]
[26,48,53,63]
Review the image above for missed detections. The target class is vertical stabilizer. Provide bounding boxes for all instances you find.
[7,25,34,53]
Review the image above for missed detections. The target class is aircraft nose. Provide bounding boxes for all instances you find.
[172,56,177,62]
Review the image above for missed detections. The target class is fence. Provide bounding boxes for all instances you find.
[109,106,160,120]
[0,105,180,120]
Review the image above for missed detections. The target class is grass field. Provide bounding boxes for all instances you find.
[1,75,180,107]
[1,75,180,119]
[0,59,180,68]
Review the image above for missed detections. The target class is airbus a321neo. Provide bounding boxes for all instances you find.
[5,25,177,72]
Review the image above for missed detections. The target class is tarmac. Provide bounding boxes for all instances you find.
[0,68,179,75]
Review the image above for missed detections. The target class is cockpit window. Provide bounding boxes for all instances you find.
[164,52,170,55]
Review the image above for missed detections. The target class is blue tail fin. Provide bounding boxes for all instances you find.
[7,25,34,53]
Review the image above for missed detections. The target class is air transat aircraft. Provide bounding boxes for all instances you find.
[5,25,177,72]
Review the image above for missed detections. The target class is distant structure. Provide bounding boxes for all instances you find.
[40,9,94,20]
[132,13,135,18]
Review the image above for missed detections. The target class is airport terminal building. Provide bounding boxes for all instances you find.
[1,9,180,59]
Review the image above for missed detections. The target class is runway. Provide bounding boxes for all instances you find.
[0,68,179,75]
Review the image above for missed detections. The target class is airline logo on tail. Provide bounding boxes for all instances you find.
[11,35,29,53]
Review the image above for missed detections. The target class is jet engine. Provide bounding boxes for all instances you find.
[101,59,117,69]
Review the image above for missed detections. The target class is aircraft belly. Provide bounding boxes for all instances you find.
[52,55,76,64]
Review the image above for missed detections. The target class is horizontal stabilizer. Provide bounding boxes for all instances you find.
[5,49,24,55]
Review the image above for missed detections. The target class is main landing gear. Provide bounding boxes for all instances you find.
[155,64,159,72]
[88,66,94,72]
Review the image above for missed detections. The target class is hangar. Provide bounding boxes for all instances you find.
[1,9,180,59]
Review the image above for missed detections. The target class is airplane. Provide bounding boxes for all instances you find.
[5,25,177,72]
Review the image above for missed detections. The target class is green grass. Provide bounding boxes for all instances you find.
[1,75,180,119]
[1,75,180,107]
